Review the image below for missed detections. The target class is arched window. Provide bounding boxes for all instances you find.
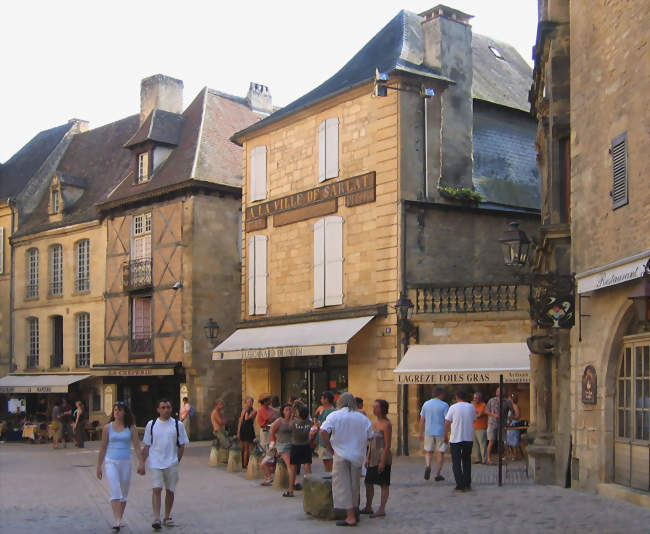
[75,239,90,292]
[49,244,63,296]
[26,248,39,298]
[76,313,90,368]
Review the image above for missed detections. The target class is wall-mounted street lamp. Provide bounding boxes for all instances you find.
[374,69,436,99]
[394,292,418,344]
[203,318,219,344]
[629,277,650,329]
[498,222,575,330]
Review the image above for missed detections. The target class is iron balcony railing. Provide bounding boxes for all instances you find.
[122,259,152,290]
[76,352,90,368]
[131,337,152,354]
[412,283,520,314]
[27,354,39,369]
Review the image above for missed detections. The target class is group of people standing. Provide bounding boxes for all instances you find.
[50,398,88,449]
[95,399,189,532]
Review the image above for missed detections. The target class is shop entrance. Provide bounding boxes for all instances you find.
[116,376,182,426]
[282,355,348,414]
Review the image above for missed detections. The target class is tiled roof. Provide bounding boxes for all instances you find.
[123,109,184,148]
[0,122,74,199]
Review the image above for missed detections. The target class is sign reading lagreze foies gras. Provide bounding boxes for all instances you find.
[395,370,530,384]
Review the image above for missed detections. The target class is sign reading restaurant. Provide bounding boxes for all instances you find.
[394,369,530,385]
[577,254,649,294]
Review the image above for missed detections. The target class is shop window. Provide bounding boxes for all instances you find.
[75,239,90,292]
[250,145,267,202]
[617,343,650,442]
[49,244,63,296]
[313,216,343,308]
[318,117,339,182]
[248,235,267,315]
[76,313,90,368]
[26,248,39,298]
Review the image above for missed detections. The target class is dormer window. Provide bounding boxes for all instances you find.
[137,152,150,183]
[51,190,60,214]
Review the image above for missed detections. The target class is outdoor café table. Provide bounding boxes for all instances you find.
[22,424,38,441]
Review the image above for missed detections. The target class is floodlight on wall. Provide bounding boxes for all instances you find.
[373,68,435,99]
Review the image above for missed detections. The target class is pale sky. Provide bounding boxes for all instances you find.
[0,0,538,163]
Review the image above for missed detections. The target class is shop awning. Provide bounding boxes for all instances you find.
[393,343,530,384]
[213,316,375,360]
[0,374,91,394]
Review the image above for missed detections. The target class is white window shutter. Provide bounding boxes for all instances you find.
[313,219,325,307]
[324,216,343,306]
[0,227,4,274]
[318,121,326,182]
[250,146,267,201]
[325,118,339,180]
[248,237,256,316]
[254,235,268,314]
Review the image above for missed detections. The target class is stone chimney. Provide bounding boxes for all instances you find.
[246,82,273,115]
[68,118,89,133]
[140,74,183,124]
[420,5,474,191]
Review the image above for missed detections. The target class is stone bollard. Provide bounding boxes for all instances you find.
[208,445,219,467]
[227,447,242,472]
[246,454,264,480]
[272,458,289,490]
[302,475,346,520]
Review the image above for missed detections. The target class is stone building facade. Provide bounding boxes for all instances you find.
[219,5,540,454]
[532,0,650,504]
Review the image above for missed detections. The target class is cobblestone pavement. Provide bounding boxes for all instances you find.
[1,440,649,534]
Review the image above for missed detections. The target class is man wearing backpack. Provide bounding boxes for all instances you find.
[142,398,189,530]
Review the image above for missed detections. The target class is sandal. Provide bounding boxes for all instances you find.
[152,520,162,530]
[163,517,175,527]
[335,520,357,527]
[282,491,294,497]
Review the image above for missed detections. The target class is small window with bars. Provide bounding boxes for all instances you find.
[611,132,628,209]
[49,244,63,296]
[75,239,90,292]
[27,317,39,368]
[26,248,39,298]
[76,313,90,368]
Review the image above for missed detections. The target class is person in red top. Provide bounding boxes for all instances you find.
[257,393,277,485]
[472,392,488,464]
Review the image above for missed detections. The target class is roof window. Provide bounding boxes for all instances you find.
[488,45,504,60]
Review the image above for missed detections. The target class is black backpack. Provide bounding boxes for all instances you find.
[150,417,181,448]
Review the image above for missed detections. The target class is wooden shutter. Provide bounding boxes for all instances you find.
[250,146,267,202]
[248,235,268,315]
[313,219,325,307]
[324,216,343,306]
[325,118,339,180]
[611,133,628,209]
[0,227,4,274]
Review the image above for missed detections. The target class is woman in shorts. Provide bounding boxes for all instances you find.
[361,399,392,518]
[285,404,312,497]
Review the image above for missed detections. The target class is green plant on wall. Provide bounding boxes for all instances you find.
[438,185,483,204]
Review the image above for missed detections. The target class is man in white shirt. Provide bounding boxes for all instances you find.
[142,398,190,530]
[320,392,373,527]
[443,387,476,493]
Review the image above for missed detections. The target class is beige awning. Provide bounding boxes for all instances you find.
[0,374,91,394]
[213,316,375,361]
[393,343,530,384]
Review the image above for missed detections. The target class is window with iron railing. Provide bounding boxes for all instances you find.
[27,317,39,368]
[412,284,520,314]
[49,244,63,296]
[26,248,39,298]
[76,312,90,368]
[75,239,90,292]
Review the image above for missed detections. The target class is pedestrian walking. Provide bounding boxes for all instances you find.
[211,399,229,449]
[506,393,522,460]
[73,400,88,448]
[257,393,277,485]
[179,397,194,440]
[142,398,190,530]
[51,399,63,449]
[314,391,336,473]
[485,386,514,464]
[60,399,74,445]
[361,399,392,518]
[96,402,145,532]
[285,404,312,497]
[444,387,477,493]
[237,396,257,468]
[472,392,488,463]
[268,403,293,493]
[320,392,373,527]
[418,386,449,481]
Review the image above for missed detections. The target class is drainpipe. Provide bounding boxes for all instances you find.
[7,198,16,374]
[399,200,409,456]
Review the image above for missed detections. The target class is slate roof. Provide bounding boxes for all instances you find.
[13,115,139,237]
[102,88,261,206]
[0,122,74,199]
[233,9,533,142]
[123,109,184,148]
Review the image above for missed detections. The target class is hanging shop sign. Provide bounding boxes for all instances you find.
[582,365,597,404]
